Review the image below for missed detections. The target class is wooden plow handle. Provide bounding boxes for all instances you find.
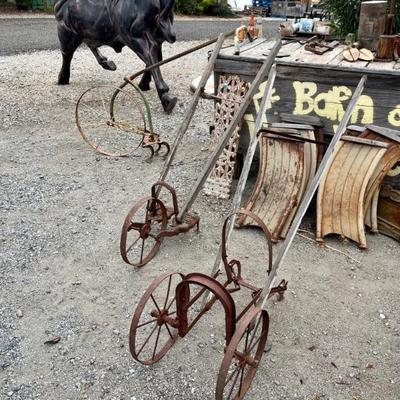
[157,33,227,189]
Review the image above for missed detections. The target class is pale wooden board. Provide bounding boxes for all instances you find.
[220,40,397,74]
[367,61,396,71]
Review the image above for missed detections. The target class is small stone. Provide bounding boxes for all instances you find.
[16,310,23,318]
[380,313,386,320]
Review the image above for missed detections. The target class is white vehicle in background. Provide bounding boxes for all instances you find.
[227,0,253,12]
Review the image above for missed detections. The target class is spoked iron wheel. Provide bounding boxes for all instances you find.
[120,197,168,267]
[216,307,269,400]
[76,85,146,157]
[129,272,183,365]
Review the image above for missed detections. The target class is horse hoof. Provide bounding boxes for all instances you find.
[161,93,177,114]
[101,60,117,71]
[58,75,70,85]
[138,81,151,91]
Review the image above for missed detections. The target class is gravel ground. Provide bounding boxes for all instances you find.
[0,41,399,400]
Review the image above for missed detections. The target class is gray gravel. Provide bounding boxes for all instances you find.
[0,41,399,400]
[0,17,280,56]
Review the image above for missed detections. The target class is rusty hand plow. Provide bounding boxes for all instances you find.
[127,68,368,398]
[75,32,237,159]
[129,209,288,399]
[120,37,283,267]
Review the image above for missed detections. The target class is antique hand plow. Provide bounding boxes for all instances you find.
[129,209,288,399]
[127,74,368,398]
[120,38,282,267]
[75,32,235,158]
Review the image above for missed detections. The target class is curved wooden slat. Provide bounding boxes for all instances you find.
[280,129,318,238]
[365,189,380,233]
[357,126,400,231]
[360,128,400,207]
[237,135,304,241]
[316,136,388,248]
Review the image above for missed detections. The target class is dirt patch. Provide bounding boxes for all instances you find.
[0,42,399,400]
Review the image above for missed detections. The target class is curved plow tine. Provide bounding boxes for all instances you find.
[143,144,155,162]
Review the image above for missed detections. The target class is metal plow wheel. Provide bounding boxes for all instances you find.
[129,272,183,365]
[216,308,269,400]
[76,85,146,157]
[120,197,168,267]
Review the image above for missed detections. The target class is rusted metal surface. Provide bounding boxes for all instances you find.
[76,32,236,159]
[203,75,249,199]
[216,307,269,400]
[316,136,389,248]
[76,85,171,159]
[237,131,305,242]
[128,75,367,400]
[377,185,400,241]
[120,182,199,267]
[128,209,287,398]
[76,85,151,157]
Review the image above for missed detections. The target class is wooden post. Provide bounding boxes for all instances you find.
[376,35,396,61]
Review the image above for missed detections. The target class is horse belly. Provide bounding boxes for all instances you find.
[62,0,117,44]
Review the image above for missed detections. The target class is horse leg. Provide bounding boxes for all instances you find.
[127,36,177,113]
[146,35,176,113]
[57,24,81,85]
[138,71,152,91]
[89,47,117,71]
[138,43,163,92]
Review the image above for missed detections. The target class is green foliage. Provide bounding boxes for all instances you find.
[15,0,33,10]
[320,0,400,38]
[175,0,200,15]
[319,0,362,38]
[175,0,234,17]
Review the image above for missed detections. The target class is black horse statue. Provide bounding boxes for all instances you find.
[54,0,177,113]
